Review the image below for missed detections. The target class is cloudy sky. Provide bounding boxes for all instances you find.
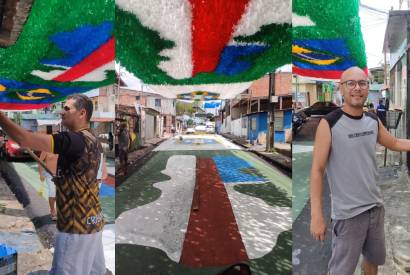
[359,0,404,69]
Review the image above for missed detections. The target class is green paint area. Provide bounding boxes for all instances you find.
[116,230,292,275]
[116,150,291,274]
[233,150,291,195]
[292,143,314,221]
[100,196,115,223]
[11,162,114,222]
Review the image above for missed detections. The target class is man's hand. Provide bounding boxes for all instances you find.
[310,213,327,241]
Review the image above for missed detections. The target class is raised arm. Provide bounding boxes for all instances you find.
[378,120,410,152]
[310,119,332,241]
[0,112,52,153]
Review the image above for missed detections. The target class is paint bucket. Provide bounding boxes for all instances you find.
[0,243,17,275]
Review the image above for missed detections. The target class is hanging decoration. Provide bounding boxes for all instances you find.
[116,0,291,99]
[0,0,114,110]
[292,0,367,79]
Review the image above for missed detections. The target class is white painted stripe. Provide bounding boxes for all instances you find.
[75,61,114,81]
[292,13,316,27]
[116,0,193,79]
[233,0,291,38]
[115,155,196,262]
[154,135,241,151]
[225,184,291,259]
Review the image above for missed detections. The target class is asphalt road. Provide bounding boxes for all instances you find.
[115,134,292,275]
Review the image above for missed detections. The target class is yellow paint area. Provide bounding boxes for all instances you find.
[0,84,6,92]
[16,88,53,100]
[292,44,341,65]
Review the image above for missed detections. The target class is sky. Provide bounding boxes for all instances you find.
[359,0,403,69]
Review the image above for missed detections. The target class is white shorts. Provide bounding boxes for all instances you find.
[45,173,56,198]
[49,231,105,275]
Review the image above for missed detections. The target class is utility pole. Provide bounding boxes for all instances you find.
[267,72,275,152]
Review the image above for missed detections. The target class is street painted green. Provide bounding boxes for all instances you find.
[292,142,314,221]
[116,149,291,275]
[10,161,115,222]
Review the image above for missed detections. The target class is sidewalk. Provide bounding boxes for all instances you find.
[116,137,166,183]
[220,133,291,173]
[0,172,52,274]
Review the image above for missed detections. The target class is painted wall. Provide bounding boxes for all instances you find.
[247,112,267,142]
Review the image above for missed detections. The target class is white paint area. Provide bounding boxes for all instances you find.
[225,184,291,259]
[154,134,241,151]
[75,61,114,81]
[292,13,316,27]
[31,69,65,80]
[103,224,115,274]
[147,81,253,99]
[115,155,196,262]
[233,0,291,38]
[31,61,114,82]
[116,0,192,79]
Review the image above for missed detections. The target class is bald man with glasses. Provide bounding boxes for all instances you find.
[309,66,410,275]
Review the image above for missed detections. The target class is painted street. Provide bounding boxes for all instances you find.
[0,158,116,274]
[116,134,292,275]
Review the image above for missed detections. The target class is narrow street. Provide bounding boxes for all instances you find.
[0,158,116,273]
[115,134,292,275]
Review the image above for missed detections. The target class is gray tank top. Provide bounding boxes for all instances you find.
[323,108,383,220]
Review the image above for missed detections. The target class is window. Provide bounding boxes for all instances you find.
[155,98,161,107]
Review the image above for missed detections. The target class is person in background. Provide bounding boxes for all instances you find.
[118,122,130,176]
[376,99,387,126]
[37,129,58,220]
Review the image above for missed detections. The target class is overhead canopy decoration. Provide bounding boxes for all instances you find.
[116,0,291,99]
[292,0,367,80]
[0,0,114,110]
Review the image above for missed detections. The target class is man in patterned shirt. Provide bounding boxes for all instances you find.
[0,94,107,274]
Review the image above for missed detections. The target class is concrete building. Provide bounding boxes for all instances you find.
[383,10,410,171]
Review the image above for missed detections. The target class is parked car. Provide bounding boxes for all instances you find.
[194,124,206,132]
[186,127,196,134]
[0,137,31,161]
[299,101,339,117]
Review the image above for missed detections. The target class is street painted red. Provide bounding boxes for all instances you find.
[104,175,115,187]
[180,157,248,267]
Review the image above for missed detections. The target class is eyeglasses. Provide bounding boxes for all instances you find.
[340,80,369,89]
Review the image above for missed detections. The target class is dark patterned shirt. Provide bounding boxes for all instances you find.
[52,129,104,234]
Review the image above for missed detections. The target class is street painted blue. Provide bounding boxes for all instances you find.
[213,155,267,183]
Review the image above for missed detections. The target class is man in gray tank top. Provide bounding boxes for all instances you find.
[310,67,410,275]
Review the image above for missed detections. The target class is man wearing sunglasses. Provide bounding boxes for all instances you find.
[0,94,107,275]
[310,66,410,275]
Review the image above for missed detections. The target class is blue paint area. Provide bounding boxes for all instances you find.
[203,101,221,108]
[275,131,285,143]
[215,45,270,76]
[283,110,292,129]
[42,21,113,67]
[0,244,16,257]
[181,138,217,145]
[0,79,89,104]
[0,232,42,254]
[213,156,266,183]
[293,39,355,70]
[100,183,115,197]
[247,112,268,141]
